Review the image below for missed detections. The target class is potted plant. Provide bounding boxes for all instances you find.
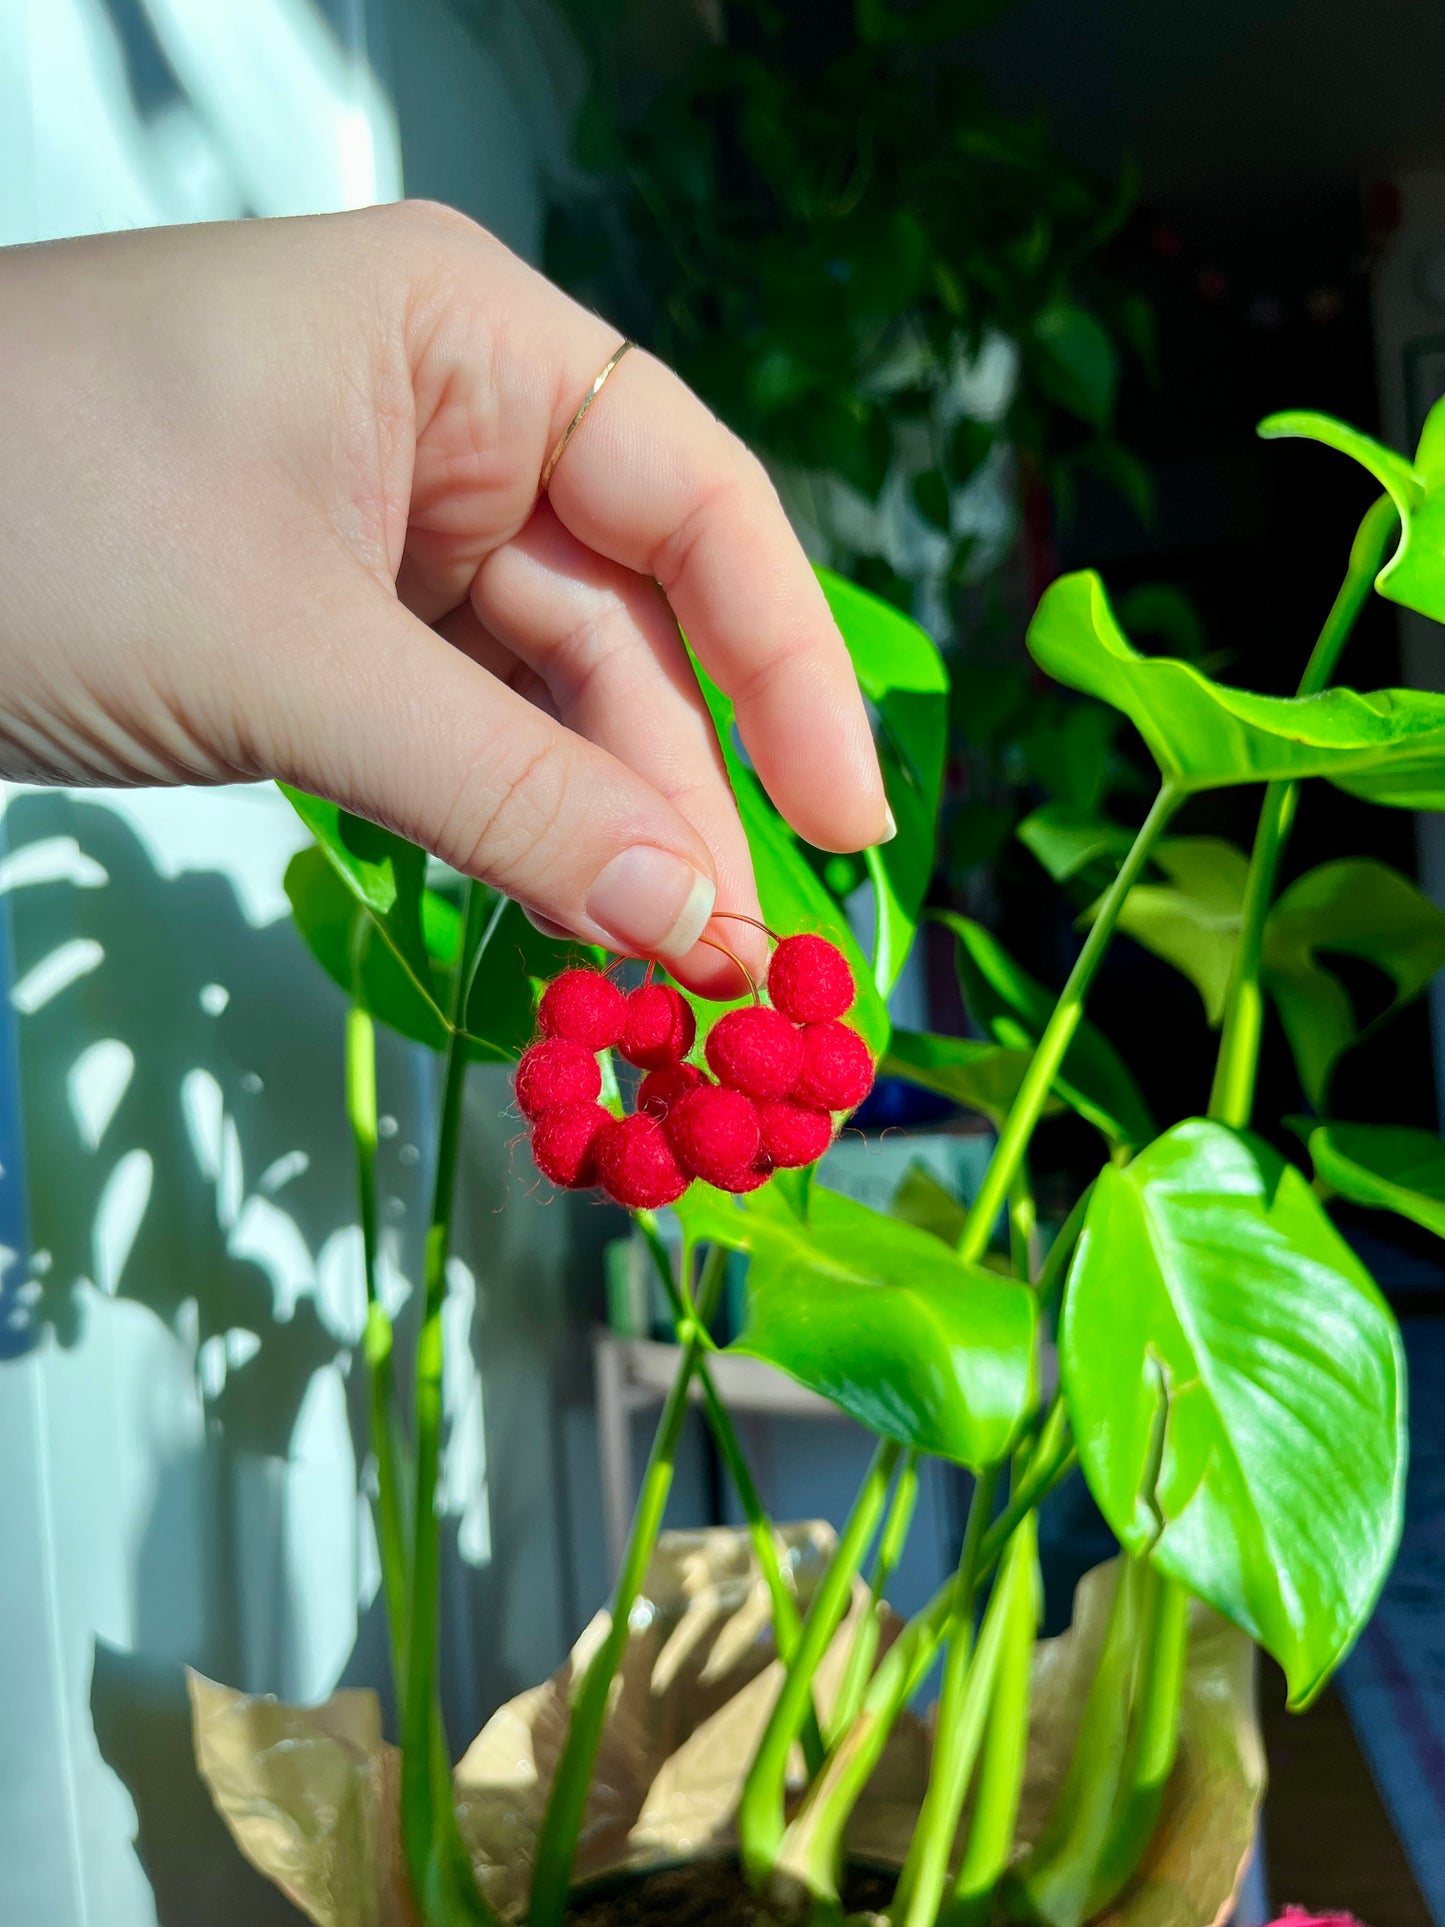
[185,396,1445,1925]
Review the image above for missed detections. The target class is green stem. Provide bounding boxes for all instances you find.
[1036,1184,1091,1324]
[947,1515,1041,1927]
[893,1466,1001,1927]
[1008,1165,1038,1283]
[1085,1577,1190,1916]
[781,1569,963,1901]
[1209,492,1397,1128]
[1006,1556,1155,1927]
[958,784,1183,1266]
[530,1325,709,1926]
[830,1451,920,1742]
[401,881,496,1924]
[633,1215,822,1770]
[738,1438,902,1883]
[346,1000,410,1700]
[783,1413,1073,1900]
[976,1400,1072,1579]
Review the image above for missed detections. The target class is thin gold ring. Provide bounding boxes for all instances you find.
[540,339,634,493]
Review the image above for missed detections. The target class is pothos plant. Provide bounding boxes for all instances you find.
[246,394,1445,1927]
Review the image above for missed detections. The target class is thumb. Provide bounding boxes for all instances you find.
[258,586,732,988]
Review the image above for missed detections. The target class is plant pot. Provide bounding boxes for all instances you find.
[189,1525,1262,1927]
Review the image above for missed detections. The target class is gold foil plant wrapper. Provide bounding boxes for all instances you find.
[189,1527,1261,1927]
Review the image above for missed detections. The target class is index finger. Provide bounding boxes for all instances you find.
[504,294,891,856]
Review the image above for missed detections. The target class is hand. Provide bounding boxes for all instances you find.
[0,203,889,994]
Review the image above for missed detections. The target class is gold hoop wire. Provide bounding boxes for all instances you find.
[540,340,634,493]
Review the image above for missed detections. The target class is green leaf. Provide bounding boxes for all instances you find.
[1102,838,1249,1026]
[883,1027,1053,1126]
[1017,804,1134,883]
[280,787,443,1020]
[461,901,602,1064]
[1030,304,1118,426]
[890,1160,969,1245]
[1061,1119,1406,1707]
[1262,858,1445,1107]
[1078,441,1154,524]
[285,790,458,1040]
[1260,408,1444,623]
[818,569,948,998]
[285,848,451,1050]
[1028,573,1445,802]
[937,912,1154,1149]
[1304,1119,1445,1240]
[1116,583,1208,663]
[680,1183,1036,1469]
[689,661,889,1056]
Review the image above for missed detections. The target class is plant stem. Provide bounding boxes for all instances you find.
[738,1437,902,1882]
[346,999,410,1699]
[1006,1555,1155,1927]
[976,1399,1072,1579]
[830,1451,921,1742]
[1209,493,1397,1128]
[530,1325,709,1926]
[893,1465,1000,1927]
[782,1413,1073,1899]
[400,880,495,1922]
[947,1514,1041,1927]
[958,784,1183,1266]
[1084,1575,1190,1916]
[633,1215,823,1769]
[1008,1165,1038,1283]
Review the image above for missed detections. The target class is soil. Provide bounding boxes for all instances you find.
[564,1857,897,1926]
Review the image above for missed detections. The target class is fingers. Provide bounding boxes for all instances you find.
[393,210,889,855]
[450,499,766,988]
[542,349,889,854]
[262,573,750,993]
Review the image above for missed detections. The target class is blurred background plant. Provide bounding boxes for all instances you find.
[542,0,1176,919]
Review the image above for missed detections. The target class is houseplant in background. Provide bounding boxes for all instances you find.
[179,394,1445,1925]
[540,0,1161,901]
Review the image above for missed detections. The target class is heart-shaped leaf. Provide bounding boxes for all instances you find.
[1018,804,1134,883]
[1099,838,1249,1026]
[818,569,948,998]
[680,1183,1037,1469]
[882,1027,1048,1125]
[1260,405,1445,624]
[281,787,443,1021]
[1027,573,1445,803]
[938,912,1154,1149]
[285,846,451,1050]
[1061,1118,1406,1706]
[1303,1119,1445,1240]
[1261,858,1445,1106]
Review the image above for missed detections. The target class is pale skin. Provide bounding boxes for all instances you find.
[0,201,890,996]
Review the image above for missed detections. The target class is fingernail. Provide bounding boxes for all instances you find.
[586,847,717,958]
[881,805,899,843]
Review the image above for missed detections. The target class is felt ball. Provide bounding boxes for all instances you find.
[713,1155,774,1195]
[793,1021,875,1112]
[531,1101,611,1189]
[619,983,697,1070]
[666,1085,761,1184]
[537,968,626,1049]
[767,934,855,1025]
[757,1098,835,1169]
[705,1006,804,1101]
[638,1062,707,1120]
[514,1039,601,1120]
[596,1113,691,1210]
